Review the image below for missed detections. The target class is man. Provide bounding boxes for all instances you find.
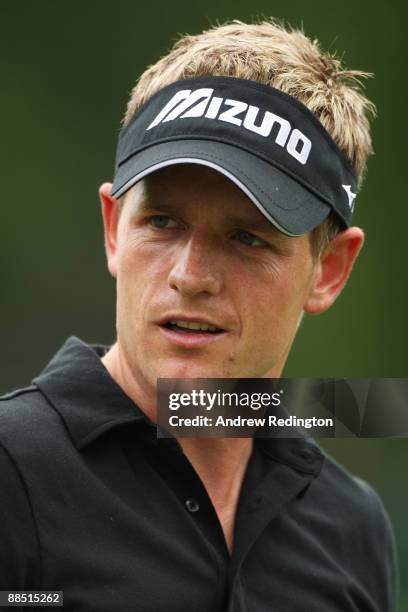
[0,19,397,611]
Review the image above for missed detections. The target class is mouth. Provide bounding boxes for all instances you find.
[163,319,224,334]
[157,317,228,348]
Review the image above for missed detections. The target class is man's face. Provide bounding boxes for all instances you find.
[108,165,319,390]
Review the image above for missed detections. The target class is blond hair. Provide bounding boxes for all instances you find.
[122,19,376,254]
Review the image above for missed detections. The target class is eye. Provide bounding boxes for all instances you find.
[234,229,267,247]
[149,215,178,229]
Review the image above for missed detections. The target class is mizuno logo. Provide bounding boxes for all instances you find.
[147,88,312,165]
[342,184,357,211]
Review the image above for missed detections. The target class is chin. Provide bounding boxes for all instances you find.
[152,357,228,380]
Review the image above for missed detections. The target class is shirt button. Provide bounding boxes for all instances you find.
[185,498,200,513]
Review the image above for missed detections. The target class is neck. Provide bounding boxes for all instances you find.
[101,342,158,421]
[177,436,253,503]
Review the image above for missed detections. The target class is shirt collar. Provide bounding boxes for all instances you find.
[33,336,149,449]
[33,336,324,476]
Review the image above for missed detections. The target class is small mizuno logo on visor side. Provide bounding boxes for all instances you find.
[342,184,357,211]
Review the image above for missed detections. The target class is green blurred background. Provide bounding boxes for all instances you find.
[1,0,406,607]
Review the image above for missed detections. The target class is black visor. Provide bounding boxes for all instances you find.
[112,76,358,236]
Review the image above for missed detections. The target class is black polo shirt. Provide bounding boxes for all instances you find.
[0,337,397,611]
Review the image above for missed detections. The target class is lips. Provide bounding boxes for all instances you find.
[165,320,221,333]
[157,314,226,333]
[156,314,229,348]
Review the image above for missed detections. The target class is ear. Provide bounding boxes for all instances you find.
[99,182,120,278]
[304,227,365,314]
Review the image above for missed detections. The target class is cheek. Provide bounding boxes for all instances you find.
[234,261,312,335]
[116,243,166,321]
[119,234,171,281]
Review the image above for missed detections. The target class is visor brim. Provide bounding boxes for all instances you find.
[112,140,331,236]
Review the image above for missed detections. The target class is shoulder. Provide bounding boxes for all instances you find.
[317,448,392,530]
[312,447,398,609]
[0,387,46,587]
[311,447,395,547]
[0,384,72,472]
[0,384,64,440]
[1,384,48,416]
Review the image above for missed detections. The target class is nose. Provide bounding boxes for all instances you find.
[168,231,223,298]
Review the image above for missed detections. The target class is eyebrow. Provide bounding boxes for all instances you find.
[136,198,282,237]
[137,200,176,214]
[226,214,281,236]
